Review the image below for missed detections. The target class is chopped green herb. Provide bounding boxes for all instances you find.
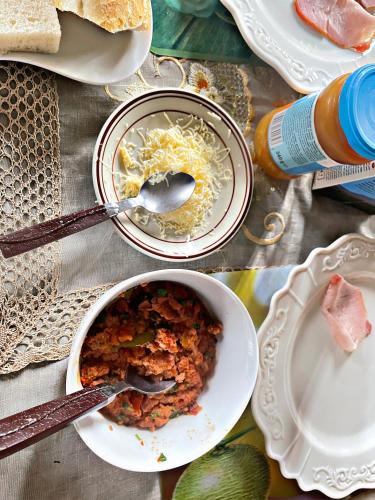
[122,290,133,299]
[177,298,186,306]
[151,411,161,419]
[157,288,168,297]
[157,453,167,462]
[122,402,131,410]
[135,434,145,446]
[193,323,200,329]
[170,410,183,419]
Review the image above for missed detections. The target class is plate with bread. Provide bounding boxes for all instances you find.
[0,0,152,85]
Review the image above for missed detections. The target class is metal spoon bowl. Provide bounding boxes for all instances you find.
[128,172,196,214]
[0,171,196,259]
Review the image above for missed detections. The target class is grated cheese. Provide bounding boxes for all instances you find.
[119,145,135,170]
[117,115,232,238]
[122,174,143,198]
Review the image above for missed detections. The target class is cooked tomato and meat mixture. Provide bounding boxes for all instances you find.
[80,281,222,431]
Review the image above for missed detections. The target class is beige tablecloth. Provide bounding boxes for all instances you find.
[0,55,374,500]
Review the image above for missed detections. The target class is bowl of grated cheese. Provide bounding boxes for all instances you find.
[92,88,253,261]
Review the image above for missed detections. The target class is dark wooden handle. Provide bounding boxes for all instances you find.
[0,205,110,258]
[0,387,109,459]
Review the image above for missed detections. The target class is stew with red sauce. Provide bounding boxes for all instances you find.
[80,281,222,431]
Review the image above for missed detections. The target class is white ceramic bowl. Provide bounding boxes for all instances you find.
[67,269,258,471]
[92,88,253,262]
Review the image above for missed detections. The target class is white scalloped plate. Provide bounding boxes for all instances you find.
[0,11,152,84]
[221,0,375,94]
[252,233,375,498]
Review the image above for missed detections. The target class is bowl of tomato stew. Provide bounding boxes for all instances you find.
[67,269,258,471]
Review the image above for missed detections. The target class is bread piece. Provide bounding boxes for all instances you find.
[54,0,83,15]
[137,0,152,31]
[0,0,61,54]
[54,0,150,33]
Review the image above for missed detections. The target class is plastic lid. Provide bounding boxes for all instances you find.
[339,64,375,160]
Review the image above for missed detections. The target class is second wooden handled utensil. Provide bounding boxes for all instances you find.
[0,368,175,460]
[0,172,195,258]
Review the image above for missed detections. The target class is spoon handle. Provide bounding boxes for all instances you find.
[0,387,111,460]
[0,204,111,259]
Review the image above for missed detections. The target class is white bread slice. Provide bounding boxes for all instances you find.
[54,0,150,33]
[137,0,152,31]
[54,0,83,16]
[0,0,61,54]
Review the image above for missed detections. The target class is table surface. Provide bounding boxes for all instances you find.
[0,40,374,500]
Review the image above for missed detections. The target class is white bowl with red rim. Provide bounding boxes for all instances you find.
[92,88,253,262]
[66,269,258,471]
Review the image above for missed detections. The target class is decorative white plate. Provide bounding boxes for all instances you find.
[0,11,152,85]
[92,88,253,262]
[221,0,375,94]
[252,233,375,498]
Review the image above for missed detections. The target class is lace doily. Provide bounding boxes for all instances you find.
[0,63,111,374]
[0,285,111,374]
[0,63,61,373]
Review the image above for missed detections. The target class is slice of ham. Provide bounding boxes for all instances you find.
[358,0,375,13]
[321,274,372,352]
[295,0,375,52]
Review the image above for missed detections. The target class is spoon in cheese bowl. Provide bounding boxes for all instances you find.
[0,172,196,259]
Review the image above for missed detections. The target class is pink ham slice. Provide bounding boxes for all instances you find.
[295,0,375,52]
[321,274,372,352]
[358,0,375,13]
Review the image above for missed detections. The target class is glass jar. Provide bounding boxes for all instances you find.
[254,65,375,179]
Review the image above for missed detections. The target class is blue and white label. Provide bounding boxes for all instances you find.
[268,93,338,174]
[312,162,375,207]
[343,178,375,201]
[313,162,375,189]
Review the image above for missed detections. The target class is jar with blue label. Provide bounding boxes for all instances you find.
[254,64,375,183]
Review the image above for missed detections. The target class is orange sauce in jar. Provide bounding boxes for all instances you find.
[254,66,375,179]
[253,106,292,180]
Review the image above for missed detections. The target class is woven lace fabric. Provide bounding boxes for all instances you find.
[0,63,110,374]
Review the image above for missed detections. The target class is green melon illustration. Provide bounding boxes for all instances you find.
[172,444,270,500]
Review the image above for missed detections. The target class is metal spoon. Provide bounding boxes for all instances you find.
[0,172,195,259]
[0,368,175,460]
